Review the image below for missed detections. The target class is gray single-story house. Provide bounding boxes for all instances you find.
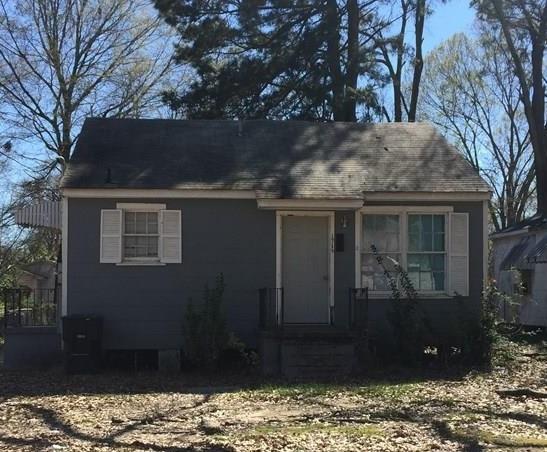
[491,214,547,327]
[59,118,491,375]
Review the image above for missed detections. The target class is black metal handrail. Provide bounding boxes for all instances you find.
[349,287,369,330]
[2,288,58,327]
[258,287,283,330]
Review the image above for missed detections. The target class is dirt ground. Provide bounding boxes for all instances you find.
[0,345,545,452]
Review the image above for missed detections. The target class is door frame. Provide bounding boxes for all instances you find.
[276,210,335,324]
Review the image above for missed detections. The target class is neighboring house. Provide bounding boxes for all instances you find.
[491,214,547,327]
[17,261,59,291]
[59,118,491,375]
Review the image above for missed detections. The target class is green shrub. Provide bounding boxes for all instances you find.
[182,274,256,371]
[217,333,259,372]
[371,245,430,365]
[458,282,519,368]
[183,273,229,370]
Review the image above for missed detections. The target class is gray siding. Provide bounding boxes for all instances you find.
[67,199,276,349]
[360,201,485,346]
[67,198,485,350]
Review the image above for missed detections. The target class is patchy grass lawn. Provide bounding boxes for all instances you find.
[0,345,546,451]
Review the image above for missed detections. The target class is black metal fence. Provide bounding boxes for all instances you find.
[258,287,283,329]
[258,287,369,331]
[2,288,58,327]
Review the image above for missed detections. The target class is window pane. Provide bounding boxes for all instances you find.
[432,254,445,271]
[147,237,158,257]
[147,213,158,234]
[124,236,137,257]
[433,215,445,233]
[433,232,445,251]
[361,253,400,291]
[433,215,445,251]
[135,212,147,233]
[408,215,421,251]
[124,212,136,234]
[422,215,433,234]
[363,215,399,253]
[124,235,159,258]
[408,254,445,291]
[408,214,445,252]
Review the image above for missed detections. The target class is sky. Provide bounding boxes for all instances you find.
[1,1,478,200]
[423,2,476,53]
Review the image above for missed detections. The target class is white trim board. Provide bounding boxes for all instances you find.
[364,192,490,201]
[276,210,335,325]
[483,200,489,289]
[63,188,256,199]
[63,188,490,202]
[360,205,453,213]
[61,197,68,317]
[258,199,363,210]
[116,203,166,210]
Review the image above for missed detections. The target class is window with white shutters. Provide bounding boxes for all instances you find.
[100,205,181,264]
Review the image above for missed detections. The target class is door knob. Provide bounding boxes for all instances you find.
[322,275,328,281]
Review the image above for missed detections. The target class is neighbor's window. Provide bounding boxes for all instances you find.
[123,211,159,260]
[361,215,400,291]
[514,269,532,295]
[407,214,446,291]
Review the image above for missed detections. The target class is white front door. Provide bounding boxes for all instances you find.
[281,215,330,324]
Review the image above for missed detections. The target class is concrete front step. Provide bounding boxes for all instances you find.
[281,340,355,379]
[259,327,358,378]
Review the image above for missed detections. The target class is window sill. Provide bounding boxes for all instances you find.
[115,262,166,267]
[367,292,454,300]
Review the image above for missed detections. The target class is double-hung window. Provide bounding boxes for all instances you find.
[99,203,182,264]
[123,211,160,261]
[407,214,446,291]
[360,209,460,296]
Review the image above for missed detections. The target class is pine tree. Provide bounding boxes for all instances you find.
[154,0,387,121]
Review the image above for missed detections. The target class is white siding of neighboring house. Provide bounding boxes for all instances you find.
[493,230,547,327]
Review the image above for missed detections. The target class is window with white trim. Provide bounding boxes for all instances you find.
[361,211,450,294]
[123,211,159,260]
[99,204,182,265]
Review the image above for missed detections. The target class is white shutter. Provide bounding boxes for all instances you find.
[449,212,469,296]
[160,210,182,263]
[100,209,122,263]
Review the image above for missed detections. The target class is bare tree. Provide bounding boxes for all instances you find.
[376,0,428,122]
[0,0,174,167]
[473,0,547,216]
[419,32,535,231]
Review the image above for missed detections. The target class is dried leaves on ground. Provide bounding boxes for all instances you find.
[0,345,546,451]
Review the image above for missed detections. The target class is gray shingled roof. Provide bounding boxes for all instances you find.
[62,118,490,198]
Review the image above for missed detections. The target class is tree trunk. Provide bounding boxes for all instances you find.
[343,0,359,122]
[325,0,345,121]
[393,0,408,122]
[530,32,547,215]
[489,0,547,215]
[408,0,425,122]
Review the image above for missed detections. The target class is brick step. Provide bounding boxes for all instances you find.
[280,341,356,379]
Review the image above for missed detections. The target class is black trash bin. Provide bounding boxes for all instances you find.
[62,315,103,374]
